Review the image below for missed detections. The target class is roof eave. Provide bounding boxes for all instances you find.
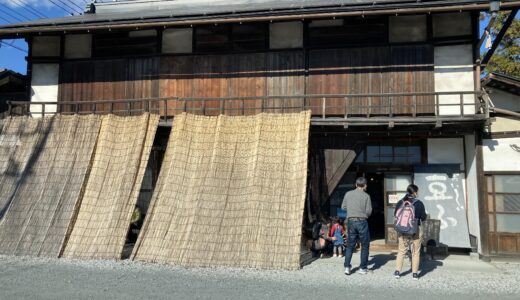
[0,1,518,39]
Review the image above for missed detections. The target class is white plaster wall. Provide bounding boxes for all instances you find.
[464,134,481,252]
[30,64,59,116]
[270,22,303,49]
[489,117,520,133]
[483,137,520,172]
[162,28,193,53]
[428,138,465,169]
[432,12,472,38]
[434,45,476,116]
[389,15,427,43]
[488,87,520,112]
[32,36,61,57]
[64,34,92,59]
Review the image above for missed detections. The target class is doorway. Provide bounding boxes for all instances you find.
[365,173,385,241]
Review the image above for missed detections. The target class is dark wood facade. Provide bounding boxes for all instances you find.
[58,45,434,116]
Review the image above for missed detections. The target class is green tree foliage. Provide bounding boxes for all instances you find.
[484,11,520,77]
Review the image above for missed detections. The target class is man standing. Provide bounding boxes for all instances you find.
[341,177,372,275]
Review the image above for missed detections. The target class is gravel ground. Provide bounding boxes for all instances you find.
[0,252,519,300]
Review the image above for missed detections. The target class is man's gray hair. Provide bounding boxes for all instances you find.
[356,177,367,187]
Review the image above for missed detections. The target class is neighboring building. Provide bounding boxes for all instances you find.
[0,0,519,258]
[482,72,520,257]
[0,69,27,115]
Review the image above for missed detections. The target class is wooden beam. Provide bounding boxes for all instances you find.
[481,9,519,66]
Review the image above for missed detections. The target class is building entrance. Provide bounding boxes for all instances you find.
[365,173,385,241]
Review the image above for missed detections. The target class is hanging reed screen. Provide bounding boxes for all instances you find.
[0,117,41,219]
[63,113,159,259]
[0,115,101,257]
[132,112,310,270]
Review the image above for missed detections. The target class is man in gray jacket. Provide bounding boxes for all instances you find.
[341,177,372,275]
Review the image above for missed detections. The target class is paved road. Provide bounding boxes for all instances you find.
[0,253,519,300]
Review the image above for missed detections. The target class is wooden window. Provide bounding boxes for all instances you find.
[489,175,520,233]
[194,23,268,53]
[93,30,158,57]
[308,16,388,48]
[362,142,422,164]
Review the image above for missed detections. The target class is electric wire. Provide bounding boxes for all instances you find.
[12,0,48,19]
[0,4,31,21]
[0,41,27,53]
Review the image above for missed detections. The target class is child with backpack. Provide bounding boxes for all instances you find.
[330,217,344,258]
[393,184,426,280]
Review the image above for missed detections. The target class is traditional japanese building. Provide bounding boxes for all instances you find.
[1,0,520,264]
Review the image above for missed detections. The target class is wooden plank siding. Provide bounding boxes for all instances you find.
[307,45,434,116]
[59,58,159,114]
[58,46,433,116]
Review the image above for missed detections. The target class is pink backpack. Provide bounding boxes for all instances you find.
[394,199,418,235]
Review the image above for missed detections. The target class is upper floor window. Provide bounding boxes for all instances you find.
[194,23,268,53]
[93,30,158,57]
[308,16,388,48]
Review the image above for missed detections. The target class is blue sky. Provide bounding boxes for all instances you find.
[0,0,88,74]
[0,1,496,75]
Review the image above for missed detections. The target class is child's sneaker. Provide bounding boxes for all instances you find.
[412,273,419,280]
[339,255,344,258]
[393,271,400,279]
[333,254,337,258]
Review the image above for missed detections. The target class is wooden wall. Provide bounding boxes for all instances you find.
[60,58,159,113]
[307,45,434,115]
[58,46,434,116]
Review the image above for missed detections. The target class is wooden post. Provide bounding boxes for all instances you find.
[460,93,464,117]
[42,103,45,118]
[435,94,440,117]
[344,97,348,119]
[164,99,168,121]
[220,100,224,115]
[413,94,417,118]
[322,97,326,119]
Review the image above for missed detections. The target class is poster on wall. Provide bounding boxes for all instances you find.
[414,164,471,248]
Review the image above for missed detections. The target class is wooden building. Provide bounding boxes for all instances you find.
[1,0,520,259]
[481,72,520,257]
[0,69,27,116]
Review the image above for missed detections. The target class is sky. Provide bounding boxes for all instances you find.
[0,1,499,75]
[0,0,91,74]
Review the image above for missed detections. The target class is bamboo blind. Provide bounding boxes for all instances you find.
[132,112,310,270]
[0,115,101,257]
[63,113,159,259]
[0,117,41,219]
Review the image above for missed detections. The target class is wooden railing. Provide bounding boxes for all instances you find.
[5,91,489,126]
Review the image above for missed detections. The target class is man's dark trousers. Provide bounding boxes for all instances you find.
[344,218,370,270]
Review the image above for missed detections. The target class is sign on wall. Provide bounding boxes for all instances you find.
[414,164,470,248]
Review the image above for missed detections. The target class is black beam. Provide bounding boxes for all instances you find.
[481,9,518,66]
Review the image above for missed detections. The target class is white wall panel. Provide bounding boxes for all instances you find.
[483,137,520,172]
[64,34,92,59]
[433,12,472,38]
[389,15,427,43]
[270,22,303,49]
[162,28,193,53]
[30,64,59,116]
[434,45,475,116]
[428,138,465,169]
[464,134,481,252]
[32,36,61,57]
